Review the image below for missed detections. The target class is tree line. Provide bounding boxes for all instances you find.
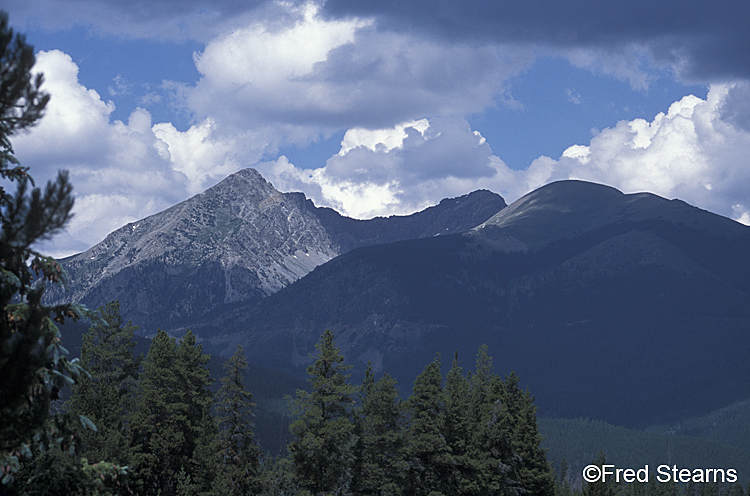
[5,299,557,495]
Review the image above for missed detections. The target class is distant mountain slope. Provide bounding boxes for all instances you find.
[667,399,750,455]
[307,188,506,252]
[48,168,506,331]
[474,179,744,249]
[205,180,750,428]
[540,417,750,486]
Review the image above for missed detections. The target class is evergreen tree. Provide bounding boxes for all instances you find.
[470,344,494,421]
[9,443,129,496]
[726,483,746,496]
[647,472,678,496]
[471,372,519,496]
[352,362,406,495]
[67,301,140,465]
[503,372,555,496]
[288,329,357,495]
[466,347,522,496]
[556,458,574,496]
[213,345,262,496]
[628,477,646,496]
[698,482,719,496]
[404,353,451,496]
[443,352,479,495]
[128,330,215,496]
[175,330,217,493]
[582,452,614,496]
[0,12,125,493]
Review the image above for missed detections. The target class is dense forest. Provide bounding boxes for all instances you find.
[5,299,556,495]
[3,301,749,495]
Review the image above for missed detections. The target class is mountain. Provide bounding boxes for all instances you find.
[203,180,750,428]
[48,168,506,331]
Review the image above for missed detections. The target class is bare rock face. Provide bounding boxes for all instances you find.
[49,169,341,328]
[49,168,506,333]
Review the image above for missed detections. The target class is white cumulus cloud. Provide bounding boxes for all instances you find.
[529,83,750,224]
[11,50,255,256]
[185,3,532,140]
[259,83,750,228]
[258,117,534,218]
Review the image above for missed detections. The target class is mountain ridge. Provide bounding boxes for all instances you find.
[472,179,744,250]
[47,173,750,427]
[48,167,507,331]
[199,179,750,427]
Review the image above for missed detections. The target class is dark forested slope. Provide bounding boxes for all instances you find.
[205,180,750,428]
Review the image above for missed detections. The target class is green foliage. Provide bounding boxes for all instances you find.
[67,301,140,464]
[404,353,451,496]
[540,417,750,487]
[128,329,215,496]
[280,342,555,495]
[0,11,127,494]
[213,344,262,496]
[6,444,129,496]
[0,13,49,154]
[502,372,556,496]
[288,329,358,495]
[443,352,479,495]
[352,362,406,495]
[556,457,574,496]
[257,456,300,496]
[668,399,750,455]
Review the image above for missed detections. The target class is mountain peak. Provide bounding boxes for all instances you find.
[51,168,506,333]
[474,179,743,249]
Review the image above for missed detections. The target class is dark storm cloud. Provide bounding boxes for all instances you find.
[320,0,750,82]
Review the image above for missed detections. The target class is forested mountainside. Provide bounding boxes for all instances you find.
[200,180,750,428]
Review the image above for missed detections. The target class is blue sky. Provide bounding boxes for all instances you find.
[3,0,750,256]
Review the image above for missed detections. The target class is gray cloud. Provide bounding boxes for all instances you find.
[9,0,750,83]
[321,0,750,83]
[8,0,750,256]
[720,81,750,132]
[186,14,533,137]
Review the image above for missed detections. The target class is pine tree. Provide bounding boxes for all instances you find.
[213,345,262,496]
[503,372,555,496]
[470,344,494,425]
[648,472,678,496]
[288,329,358,495]
[0,11,121,492]
[471,372,519,496]
[175,330,216,493]
[443,352,479,495]
[128,329,215,496]
[556,458,574,496]
[404,353,451,496]
[128,330,180,494]
[726,483,745,496]
[353,362,406,495]
[67,301,140,465]
[582,452,615,496]
[466,346,521,496]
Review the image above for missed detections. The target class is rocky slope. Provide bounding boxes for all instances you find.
[48,168,506,331]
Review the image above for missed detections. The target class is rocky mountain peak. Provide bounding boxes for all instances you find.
[51,168,506,333]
